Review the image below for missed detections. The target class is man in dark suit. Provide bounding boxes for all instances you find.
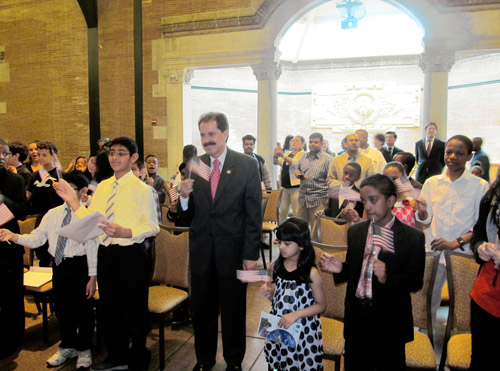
[0,138,27,359]
[381,131,403,163]
[414,122,445,184]
[179,112,262,371]
[471,137,490,182]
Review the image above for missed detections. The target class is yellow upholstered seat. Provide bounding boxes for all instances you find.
[440,251,479,371]
[262,190,282,266]
[321,317,344,356]
[148,225,190,371]
[405,252,438,369]
[318,216,348,247]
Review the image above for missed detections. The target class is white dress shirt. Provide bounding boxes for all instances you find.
[416,169,489,255]
[75,171,160,246]
[18,203,99,276]
[359,146,386,173]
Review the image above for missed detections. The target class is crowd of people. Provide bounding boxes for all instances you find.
[0,115,498,370]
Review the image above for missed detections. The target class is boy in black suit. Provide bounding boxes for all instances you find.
[321,174,425,370]
[414,122,445,184]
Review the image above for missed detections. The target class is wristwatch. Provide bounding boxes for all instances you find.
[456,236,465,250]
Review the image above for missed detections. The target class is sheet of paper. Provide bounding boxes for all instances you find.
[56,211,106,243]
[24,267,53,288]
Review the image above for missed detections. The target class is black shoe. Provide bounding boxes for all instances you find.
[226,365,242,371]
[192,363,215,371]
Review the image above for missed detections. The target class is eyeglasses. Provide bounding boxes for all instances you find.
[108,151,130,158]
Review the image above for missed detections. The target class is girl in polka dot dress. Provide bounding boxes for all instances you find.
[383,161,420,229]
[261,217,326,371]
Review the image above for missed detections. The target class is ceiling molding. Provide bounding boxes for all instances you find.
[433,0,500,12]
[161,0,285,37]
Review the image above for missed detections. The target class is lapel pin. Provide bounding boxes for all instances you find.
[227,170,231,174]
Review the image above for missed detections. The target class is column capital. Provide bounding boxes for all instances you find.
[163,67,194,84]
[418,50,455,73]
[252,62,283,81]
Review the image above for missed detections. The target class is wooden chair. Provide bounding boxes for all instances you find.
[318,216,348,247]
[313,241,347,371]
[19,214,42,267]
[262,190,283,263]
[260,197,269,269]
[405,252,439,369]
[439,251,479,371]
[148,225,190,371]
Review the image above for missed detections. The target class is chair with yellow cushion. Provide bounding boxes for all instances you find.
[318,216,348,247]
[439,251,479,371]
[405,251,439,369]
[260,197,269,268]
[313,242,347,371]
[148,225,190,371]
[262,189,283,263]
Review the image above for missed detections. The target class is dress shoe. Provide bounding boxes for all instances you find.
[192,363,215,371]
[226,365,242,371]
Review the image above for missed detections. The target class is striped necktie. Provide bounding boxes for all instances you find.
[54,208,72,265]
[211,159,221,200]
[102,181,118,246]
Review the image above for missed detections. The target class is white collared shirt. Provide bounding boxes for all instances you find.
[75,171,160,246]
[359,146,386,173]
[416,169,489,254]
[18,203,98,276]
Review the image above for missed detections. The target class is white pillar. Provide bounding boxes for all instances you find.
[252,62,283,187]
[165,67,193,177]
[418,50,455,139]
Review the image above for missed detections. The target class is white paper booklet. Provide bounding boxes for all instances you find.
[257,311,303,349]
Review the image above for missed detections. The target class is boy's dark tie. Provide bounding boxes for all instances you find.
[54,208,72,265]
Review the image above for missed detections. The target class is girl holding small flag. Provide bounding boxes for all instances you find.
[320,174,425,370]
[261,217,326,371]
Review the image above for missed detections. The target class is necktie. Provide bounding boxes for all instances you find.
[54,208,72,265]
[426,140,432,157]
[211,159,221,200]
[102,181,118,246]
[388,147,393,159]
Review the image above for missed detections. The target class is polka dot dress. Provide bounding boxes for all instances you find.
[265,265,323,371]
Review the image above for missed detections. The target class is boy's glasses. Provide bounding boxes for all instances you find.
[108,151,130,158]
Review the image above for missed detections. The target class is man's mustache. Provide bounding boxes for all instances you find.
[204,142,216,147]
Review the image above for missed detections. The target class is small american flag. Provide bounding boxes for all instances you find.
[168,186,179,203]
[0,203,14,227]
[236,270,271,283]
[394,178,413,195]
[187,156,210,181]
[372,222,395,254]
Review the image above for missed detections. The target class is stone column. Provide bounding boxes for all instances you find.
[252,62,283,187]
[418,50,455,139]
[165,67,193,177]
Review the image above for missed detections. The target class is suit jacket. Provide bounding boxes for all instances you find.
[0,168,27,256]
[179,148,262,278]
[334,218,425,343]
[325,185,363,219]
[414,138,445,184]
[381,146,403,163]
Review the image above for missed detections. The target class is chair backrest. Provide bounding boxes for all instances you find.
[313,242,347,320]
[262,189,282,223]
[261,197,268,220]
[152,225,190,289]
[19,214,41,267]
[445,251,479,332]
[410,251,439,345]
[318,216,348,247]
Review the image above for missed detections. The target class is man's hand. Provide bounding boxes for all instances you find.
[0,228,17,242]
[53,179,80,211]
[319,253,343,274]
[99,220,132,239]
[86,276,97,299]
[373,258,387,284]
[179,179,194,198]
[430,238,457,251]
[295,170,305,180]
[242,259,257,271]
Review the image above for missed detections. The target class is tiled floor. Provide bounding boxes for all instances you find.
[0,244,447,370]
